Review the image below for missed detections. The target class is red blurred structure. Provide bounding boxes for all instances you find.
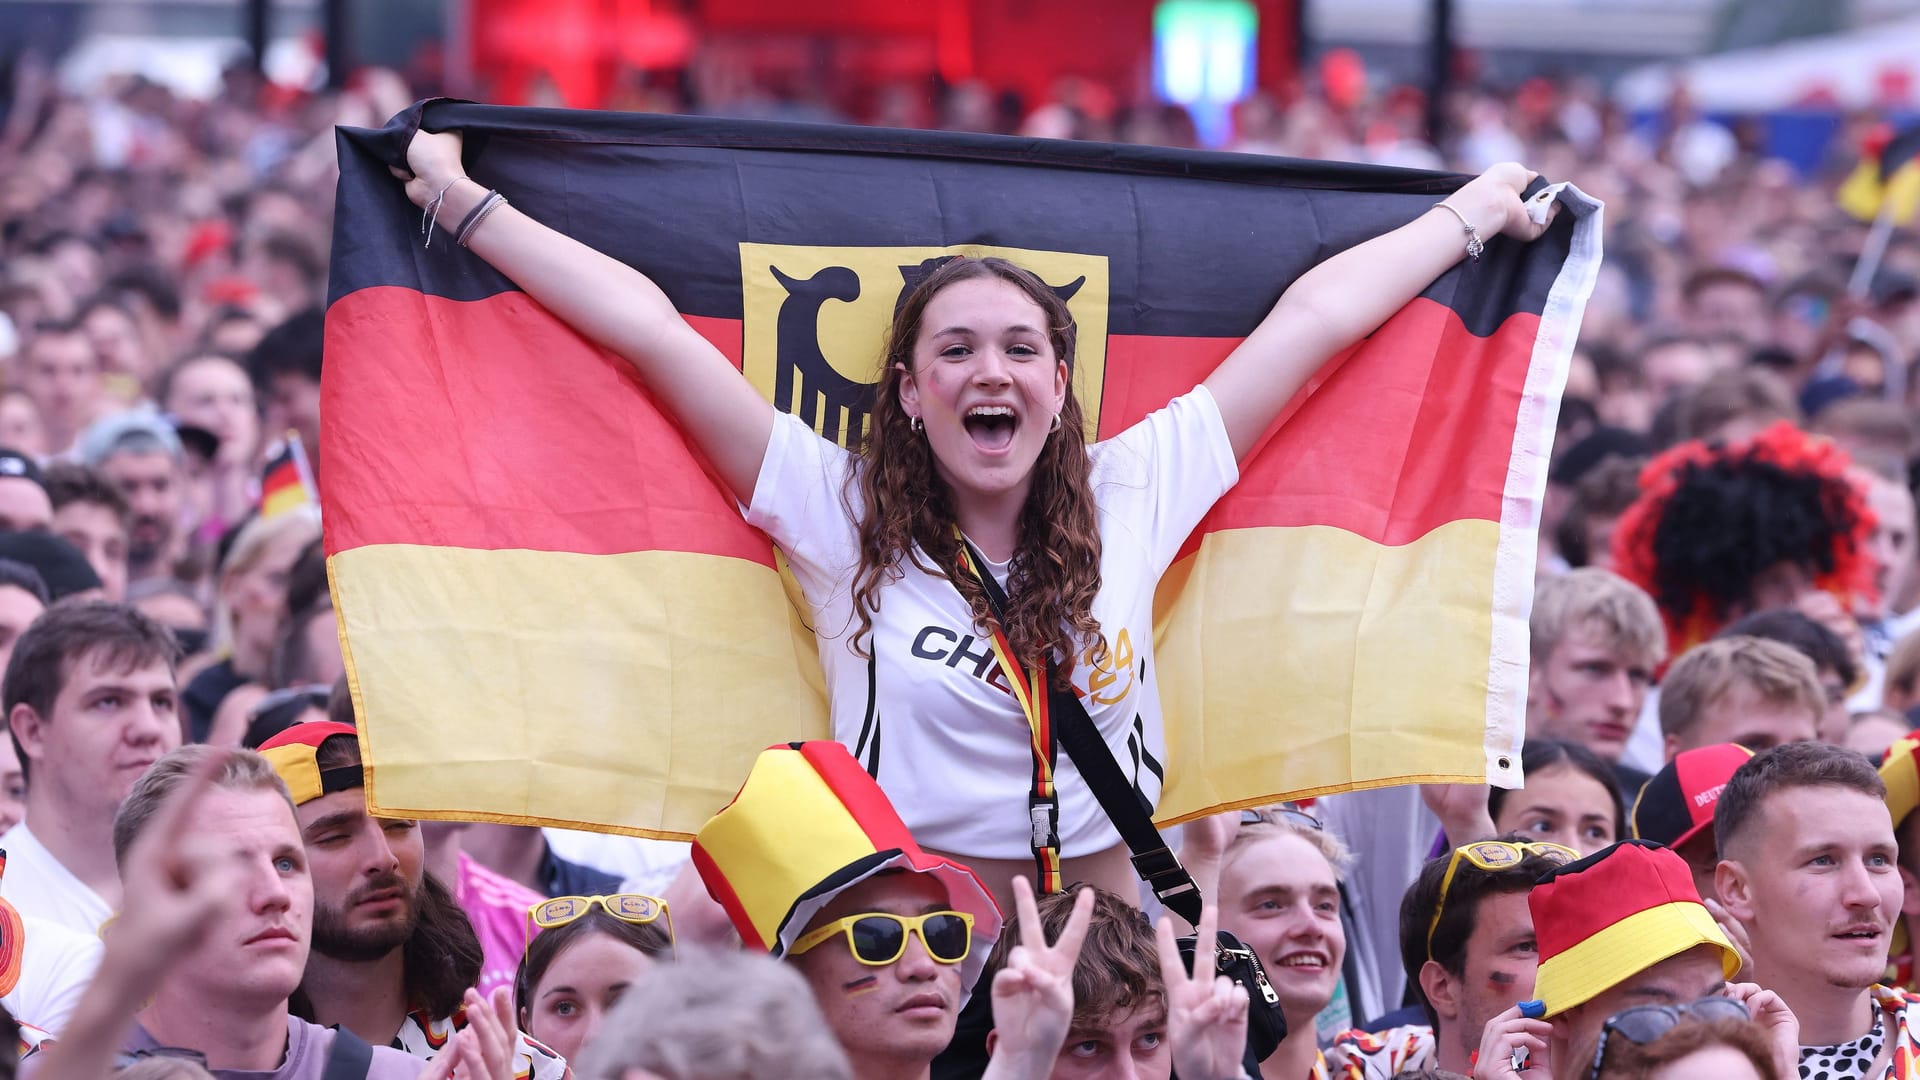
[466,0,1298,119]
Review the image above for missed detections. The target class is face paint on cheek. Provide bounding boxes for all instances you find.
[842,976,880,997]
[1488,969,1519,992]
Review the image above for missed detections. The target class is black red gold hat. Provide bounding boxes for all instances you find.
[1631,742,1753,850]
[1530,840,1739,1016]
[258,721,363,806]
[693,742,1002,994]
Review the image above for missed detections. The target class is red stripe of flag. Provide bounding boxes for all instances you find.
[324,288,1528,558]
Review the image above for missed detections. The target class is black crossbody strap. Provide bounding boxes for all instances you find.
[958,540,1204,927]
[322,1028,375,1080]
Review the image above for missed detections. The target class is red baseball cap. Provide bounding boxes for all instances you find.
[1630,743,1754,851]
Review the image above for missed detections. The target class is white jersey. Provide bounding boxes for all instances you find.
[747,386,1237,859]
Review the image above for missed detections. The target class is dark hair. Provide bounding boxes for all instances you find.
[5,602,176,785]
[515,908,673,1025]
[1718,608,1857,690]
[245,308,324,390]
[305,732,483,1018]
[153,351,247,412]
[982,886,1161,1034]
[1715,741,1885,860]
[1487,740,1627,841]
[1555,456,1644,568]
[0,560,51,607]
[268,596,333,691]
[1398,831,1563,1031]
[1681,267,1766,306]
[327,671,356,727]
[104,265,183,322]
[853,256,1103,682]
[41,461,132,527]
[283,538,330,619]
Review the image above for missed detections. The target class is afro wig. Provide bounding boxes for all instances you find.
[1611,422,1877,653]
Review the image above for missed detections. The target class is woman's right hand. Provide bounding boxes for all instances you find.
[394,128,469,208]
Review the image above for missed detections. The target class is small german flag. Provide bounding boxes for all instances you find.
[1839,122,1920,224]
[259,432,316,519]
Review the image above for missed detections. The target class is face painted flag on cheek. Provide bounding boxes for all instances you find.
[324,100,1602,838]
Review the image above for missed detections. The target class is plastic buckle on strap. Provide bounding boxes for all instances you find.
[1029,798,1060,853]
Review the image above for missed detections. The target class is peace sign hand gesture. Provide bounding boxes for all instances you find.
[1156,902,1250,1080]
[983,876,1097,1080]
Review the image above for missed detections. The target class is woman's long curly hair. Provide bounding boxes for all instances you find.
[850,256,1104,681]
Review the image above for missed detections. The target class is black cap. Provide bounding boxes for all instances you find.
[0,449,44,490]
[0,532,101,601]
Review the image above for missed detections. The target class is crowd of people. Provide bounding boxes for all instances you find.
[0,27,1919,1080]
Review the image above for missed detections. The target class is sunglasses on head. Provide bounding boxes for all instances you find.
[1425,840,1577,960]
[1240,805,1324,831]
[1588,996,1751,1079]
[790,910,975,967]
[527,893,674,944]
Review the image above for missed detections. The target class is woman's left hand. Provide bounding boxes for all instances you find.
[1447,162,1558,243]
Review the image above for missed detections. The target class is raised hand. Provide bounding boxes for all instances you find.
[441,987,519,1080]
[984,877,1096,1079]
[112,753,244,987]
[1155,902,1249,1080]
[1724,983,1799,1080]
[393,129,469,209]
[1703,898,1754,981]
[1471,1003,1552,1079]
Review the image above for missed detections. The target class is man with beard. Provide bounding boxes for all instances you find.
[76,413,185,588]
[258,721,568,1079]
[1716,741,1920,1077]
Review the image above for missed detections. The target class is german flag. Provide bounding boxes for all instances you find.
[324,101,1600,837]
[259,432,316,519]
[1839,122,1920,225]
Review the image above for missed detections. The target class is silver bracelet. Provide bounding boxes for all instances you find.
[1436,201,1485,263]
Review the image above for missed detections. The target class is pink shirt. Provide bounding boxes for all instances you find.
[455,852,543,998]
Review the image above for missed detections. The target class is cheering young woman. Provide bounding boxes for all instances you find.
[395,129,1555,911]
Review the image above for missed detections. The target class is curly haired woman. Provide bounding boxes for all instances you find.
[394,127,1555,910]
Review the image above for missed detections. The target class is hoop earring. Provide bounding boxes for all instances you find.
[911,416,924,434]
[1049,413,1062,433]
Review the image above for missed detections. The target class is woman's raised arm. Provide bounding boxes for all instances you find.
[1202,162,1552,463]
[397,128,775,504]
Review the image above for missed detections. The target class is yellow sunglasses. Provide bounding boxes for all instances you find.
[790,910,975,967]
[1425,840,1577,960]
[527,893,673,943]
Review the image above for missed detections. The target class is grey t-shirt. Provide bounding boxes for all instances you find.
[124,1016,423,1080]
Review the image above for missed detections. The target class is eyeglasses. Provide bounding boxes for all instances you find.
[1240,805,1324,831]
[789,910,975,967]
[1588,997,1751,1079]
[528,893,673,944]
[1425,840,1578,960]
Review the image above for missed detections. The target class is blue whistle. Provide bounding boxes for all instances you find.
[1518,999,1547,1019]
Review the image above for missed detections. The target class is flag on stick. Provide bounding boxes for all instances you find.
[1839,122,1920,225]
[259,431,317,519]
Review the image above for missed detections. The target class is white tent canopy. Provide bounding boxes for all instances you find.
[1615,16,1920,112]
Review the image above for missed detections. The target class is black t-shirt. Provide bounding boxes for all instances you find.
[183,658,248,743]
